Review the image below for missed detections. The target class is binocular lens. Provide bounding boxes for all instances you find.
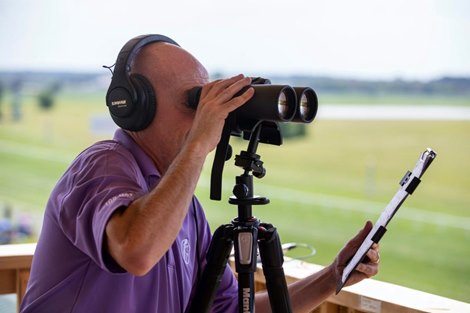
[293,87,318,123]
[277,91,290,119]
[300,94,310,117]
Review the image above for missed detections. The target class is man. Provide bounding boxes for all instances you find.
[21,36,379,313]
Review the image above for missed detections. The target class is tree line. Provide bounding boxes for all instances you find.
[1,71,469,98]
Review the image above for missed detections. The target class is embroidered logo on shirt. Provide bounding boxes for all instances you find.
[104,192,134,207]
[181,239,191,265]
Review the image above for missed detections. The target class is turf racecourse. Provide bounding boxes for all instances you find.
[0,91,469,302]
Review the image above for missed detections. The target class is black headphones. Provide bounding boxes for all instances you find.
[106,34,180,131]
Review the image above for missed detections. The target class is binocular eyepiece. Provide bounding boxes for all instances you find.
[187,80,318,133]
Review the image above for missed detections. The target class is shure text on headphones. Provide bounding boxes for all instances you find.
[111,100,127,107]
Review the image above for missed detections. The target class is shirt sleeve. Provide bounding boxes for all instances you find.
[57,145,146,273]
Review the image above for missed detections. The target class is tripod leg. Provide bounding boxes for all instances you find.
[187,224,234,313]
[258,223,293,313]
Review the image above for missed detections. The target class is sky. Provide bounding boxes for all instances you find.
[1,0,469,80]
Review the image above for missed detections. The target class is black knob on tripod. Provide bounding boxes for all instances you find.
[233,183,250,199]
[253,165,266,178]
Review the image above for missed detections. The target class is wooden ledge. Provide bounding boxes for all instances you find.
[258,259,470,313]
[0,243,36,269]
[0,243,36,311]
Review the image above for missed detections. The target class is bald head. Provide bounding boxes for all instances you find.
[131,42,209,96]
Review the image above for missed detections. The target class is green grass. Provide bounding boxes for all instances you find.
[0,91,469,302]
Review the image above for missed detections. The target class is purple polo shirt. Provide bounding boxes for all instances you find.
[20,129,238,313]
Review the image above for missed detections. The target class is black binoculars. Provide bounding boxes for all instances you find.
[187,77,318,133]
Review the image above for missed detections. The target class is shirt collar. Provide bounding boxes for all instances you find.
[113,129,161,187]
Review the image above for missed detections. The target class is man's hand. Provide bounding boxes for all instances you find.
[186,74,254,154]
[332,221,380,287]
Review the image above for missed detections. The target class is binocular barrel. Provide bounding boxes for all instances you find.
[187,84,318,127]
[235,85,297,122]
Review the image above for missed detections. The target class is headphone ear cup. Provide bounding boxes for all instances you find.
[110,74,156,131]
[128,74,157,131]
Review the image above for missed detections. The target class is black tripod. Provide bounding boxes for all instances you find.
[187,124,292,313]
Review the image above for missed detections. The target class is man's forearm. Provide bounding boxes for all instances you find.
[105,140,207,275]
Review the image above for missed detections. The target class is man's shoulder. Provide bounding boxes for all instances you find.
[78,139,136,163]
[61,139,140,181]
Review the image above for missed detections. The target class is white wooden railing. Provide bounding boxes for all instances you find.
[1,244,469,313]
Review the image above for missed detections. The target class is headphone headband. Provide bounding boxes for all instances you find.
[110,34,179,92]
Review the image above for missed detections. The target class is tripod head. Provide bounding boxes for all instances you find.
[234,121,273,178]
[210,119,282,201]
